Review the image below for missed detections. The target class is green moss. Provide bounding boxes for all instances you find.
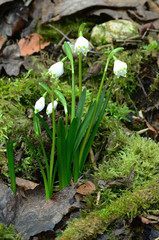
[37,16,93,43]
[0,223,23,240]
[96,134,159,188]
[56,180,159,240]
[55,132,159,239]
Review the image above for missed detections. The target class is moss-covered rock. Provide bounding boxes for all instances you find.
[91,20,140,45]
[56,180,159,240]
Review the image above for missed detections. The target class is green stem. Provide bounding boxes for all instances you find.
[50,93,56,194]
[65,112,68,137]
[79,52,82,98]
[37,119,50,185]
[71,63,75,122]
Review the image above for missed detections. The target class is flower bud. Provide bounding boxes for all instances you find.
[46,101,58,115]
[48,62,64,79]
[74,36,89,56]
[113,60,127,78]
[34,97,45,114]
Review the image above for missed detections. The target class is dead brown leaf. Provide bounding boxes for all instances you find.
[139,215,150,224]
[128,9,159,23]
[18,33,50,56]
[146,214,159,223]
[0,44,24,76]
[0,1,29,38]
[145,119,158,140]
[90,8,130,20]
[16,177,39,198]
[138,23,155,37]
[147,0,159,13]
[76,181,96,195]
[0,0,13,5]
[16,177,39,191]
[0,34,7,50]
[33,0,147,24]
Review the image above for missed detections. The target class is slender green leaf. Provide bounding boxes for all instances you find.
[64,42,73,63]
[36,112,53,139]
[57,117,70,189]
[66,117,80,170]
[79,82,114,174]
[75,88,86,119]
[39,82,53,96]
[73,148,80,181]
[92,87,106,126]
[73,101,96,158]
[55,89,68,114]
[24,132,50,199]
[6,141,16,194]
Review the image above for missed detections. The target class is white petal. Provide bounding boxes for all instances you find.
[74,36,89,56]
[113,60,127,78]
[48,62,64,79]
[34,97,45,114]
[46,101,58,115]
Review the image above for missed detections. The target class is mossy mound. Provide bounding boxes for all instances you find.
[56,133,159,239]
[0,222,23,240]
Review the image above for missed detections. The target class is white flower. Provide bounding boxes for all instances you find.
[113,60,127,78]
[48,62,64,79]
[34,97,45,114]
[74,36,89,56]
[46,101,58,115]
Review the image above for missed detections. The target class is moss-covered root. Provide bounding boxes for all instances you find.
[56,180,159,240]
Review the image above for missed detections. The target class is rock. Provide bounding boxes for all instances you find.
[91,20,140,45]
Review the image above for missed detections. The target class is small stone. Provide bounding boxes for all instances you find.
[91,20,140,45]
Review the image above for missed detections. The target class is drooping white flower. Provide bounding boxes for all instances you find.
[74,36,89,56]
[48,62,64,79]
[34,97,45,114]
[46,101,58,115]
[113,60,127,78]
